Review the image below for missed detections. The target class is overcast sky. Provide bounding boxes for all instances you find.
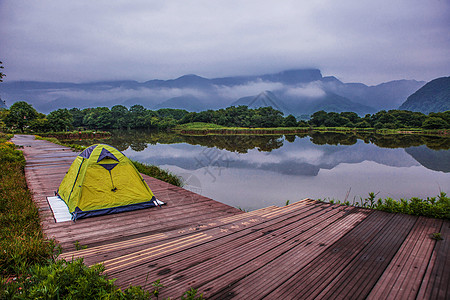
[1,0,449,85]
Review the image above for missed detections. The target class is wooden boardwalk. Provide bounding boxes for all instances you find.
[12,135,449,299]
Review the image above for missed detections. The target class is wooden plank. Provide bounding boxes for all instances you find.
[367,216,443,299]
[161,206,366,299]
[221,208,375,300]
[109,201,332,286]
[314,212,417,300]
[59,206,277,262]
[416,220,449,300]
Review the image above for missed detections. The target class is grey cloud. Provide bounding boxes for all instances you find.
[283,82,326,99]
[215,80,284,99]
[1,0,449,85]
[44,86,210,106]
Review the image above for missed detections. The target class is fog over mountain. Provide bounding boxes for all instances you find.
[0,69,425,115]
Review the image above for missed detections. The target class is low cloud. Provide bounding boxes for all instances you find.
[214,79,284,99]
[45,86,209,105]
[284,82,326,99]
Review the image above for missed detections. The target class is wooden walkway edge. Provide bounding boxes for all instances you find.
[12,135,449,299]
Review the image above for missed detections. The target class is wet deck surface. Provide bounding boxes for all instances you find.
[12,135,449,299]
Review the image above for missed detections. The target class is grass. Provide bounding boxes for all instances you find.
[174,123,310,135]
[321,192,449,220]
[35,135,86,151]
[132,160,183,187]
[174,123,448,136]
[175,122,228,130]
[0,133,55,276]
[37,130,111,138]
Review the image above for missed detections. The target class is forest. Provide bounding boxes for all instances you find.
[0,101,449,133]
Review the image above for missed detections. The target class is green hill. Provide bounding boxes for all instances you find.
[399,77,450,114]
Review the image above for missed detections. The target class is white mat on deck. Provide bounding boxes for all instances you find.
[47,196,72,222]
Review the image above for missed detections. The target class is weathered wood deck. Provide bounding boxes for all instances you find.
[12,135,449,299]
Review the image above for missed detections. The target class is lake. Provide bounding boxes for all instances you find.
[76,130,450,211]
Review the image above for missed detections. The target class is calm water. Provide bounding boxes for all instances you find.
[76,131,450,211]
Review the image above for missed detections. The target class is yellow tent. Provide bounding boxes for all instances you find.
[57,144,160,220]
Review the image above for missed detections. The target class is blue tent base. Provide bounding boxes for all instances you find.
[72,197,164,220]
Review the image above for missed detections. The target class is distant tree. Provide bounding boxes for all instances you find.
[129,105,148,128]
[283,114,298,127]
[256,107,283,127]
[69,108,88,128]
[111,105,129,129]
[47,108,73,131]
[5,101,38,132]
[355,120,371,128]
[180,112,197,124]
[309,110,328,127]
[422,117,448,129]
[156,108,189,120]
[297,120,309,127]
[428,111,450,125]
[29,118,51,132]
[83,107,112,129]
[323,112,348,127]
[388,110,426,128]
[0,109,8,131]
[157,117,178,129]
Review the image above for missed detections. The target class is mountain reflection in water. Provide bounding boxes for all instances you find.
[69,130,450,210]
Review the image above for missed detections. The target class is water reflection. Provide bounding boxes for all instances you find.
[69,130,450,172]
[405,146,450,172]
[66,130,449,210]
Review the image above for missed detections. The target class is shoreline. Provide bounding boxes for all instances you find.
[174,126,449,136]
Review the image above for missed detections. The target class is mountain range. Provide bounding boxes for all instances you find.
[399,76,450,114]
[0,69,426,115]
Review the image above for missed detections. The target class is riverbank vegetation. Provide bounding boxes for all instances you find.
[321,192,449,220]
[132,160,183,187]
[1,101,448,135]
[0,133,54,275]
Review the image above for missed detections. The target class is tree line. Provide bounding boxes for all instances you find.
[309,110,449,129]
[0,100,448,133]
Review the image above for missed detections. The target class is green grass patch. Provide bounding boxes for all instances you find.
[321,192,449,220]
[35,135,87,151]
[175,122,228,130]
[38,130,111,140]
[175,123,310,135]
[131,160,183,187]
[0,133,56,276]
[175,123,448,136]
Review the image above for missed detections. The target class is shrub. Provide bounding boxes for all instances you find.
[321,192,449,220]
[1,258,150,299]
